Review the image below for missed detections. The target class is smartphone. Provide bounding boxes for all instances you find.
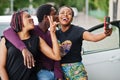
[104,16,110,29]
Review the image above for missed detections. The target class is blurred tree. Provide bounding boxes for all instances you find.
[0,0,85,15]
[0,0,9,15]
[14,0,30,10]
[66,0,85,11]
[89,0,109,20]
[0,0,108,16]
[89,0,109,14]
[89,0,97,10]
[33,0,85,11]
[95,0,109,13]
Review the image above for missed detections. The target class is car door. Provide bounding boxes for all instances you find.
[82,20,120,80]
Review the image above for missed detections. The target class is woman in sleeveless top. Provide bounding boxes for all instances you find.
[0,10,60,80]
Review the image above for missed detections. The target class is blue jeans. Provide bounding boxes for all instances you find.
[37,69,56,80]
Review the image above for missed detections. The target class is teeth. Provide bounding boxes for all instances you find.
[63,18,67,20]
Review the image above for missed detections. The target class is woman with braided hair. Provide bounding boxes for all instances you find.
[2,4,64,80]
[0,10,60,80]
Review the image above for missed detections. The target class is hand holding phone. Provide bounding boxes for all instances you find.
[104,16,112,36]
[104,16,110,30]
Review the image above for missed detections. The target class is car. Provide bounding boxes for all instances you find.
[71,7,78,17]
[82,20,120,80]
[0,15,38,37]
[0,15,120,80]
[0,15,12,37]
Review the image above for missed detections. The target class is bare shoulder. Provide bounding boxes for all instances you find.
[0,37,6,44]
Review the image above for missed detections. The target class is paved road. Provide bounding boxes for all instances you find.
[72,12,103,29]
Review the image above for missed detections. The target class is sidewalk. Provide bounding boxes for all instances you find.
[72,12,103,29]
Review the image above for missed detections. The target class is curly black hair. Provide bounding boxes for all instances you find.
[36,4,53,22]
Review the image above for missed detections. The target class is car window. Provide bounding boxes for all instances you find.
[82,25,119,55]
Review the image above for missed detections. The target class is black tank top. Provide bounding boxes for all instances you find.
[5,35,40,80]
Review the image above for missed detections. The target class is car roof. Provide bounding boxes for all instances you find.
[0,15,38,37]
[0,15,12,23]
[0,15,38,24]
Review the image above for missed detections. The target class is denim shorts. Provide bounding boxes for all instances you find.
[61,62,88,80]
[37,69,56,80]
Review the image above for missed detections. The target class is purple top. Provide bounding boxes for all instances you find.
[3,25,63,79]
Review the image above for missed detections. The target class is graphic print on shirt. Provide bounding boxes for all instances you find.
[59,40,72,57]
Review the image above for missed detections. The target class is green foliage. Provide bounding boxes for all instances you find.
[32,0,85,11]
[14,0,30,11]
[0,0,109,15]
[0,0,9,15]
[89,0,109,14]
[89,0,97,9]
[89,0,109,20]
[33,0,47,7]
[61,0,85,11]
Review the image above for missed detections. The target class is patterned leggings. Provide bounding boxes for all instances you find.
[61,62,88,80]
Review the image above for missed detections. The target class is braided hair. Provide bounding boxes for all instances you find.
[10,10,25,32]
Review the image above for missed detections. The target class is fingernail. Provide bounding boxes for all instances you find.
[33,64,35,67]
[28,66,31,69]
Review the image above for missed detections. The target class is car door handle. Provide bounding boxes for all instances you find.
[109,56,120,62]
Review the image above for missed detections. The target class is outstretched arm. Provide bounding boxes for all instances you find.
[3,28,35,68]
[83,27,112,42]
[83,17,112,42]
